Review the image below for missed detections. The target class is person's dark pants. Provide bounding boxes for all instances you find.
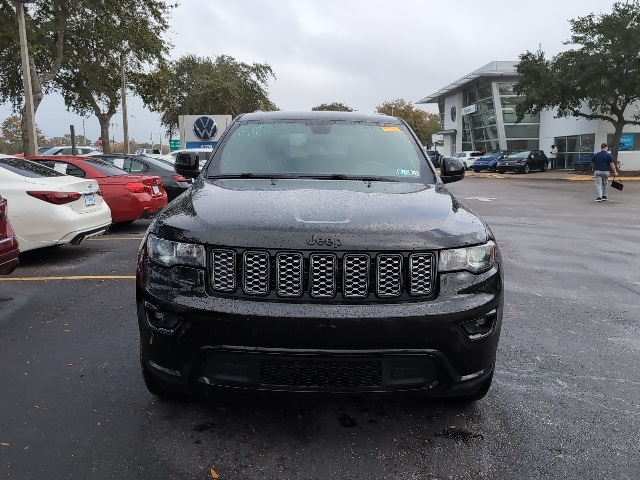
[550,158,556,170]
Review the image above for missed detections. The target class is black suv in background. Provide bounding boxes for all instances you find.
[136,111,504,402]
[496,150,548,174]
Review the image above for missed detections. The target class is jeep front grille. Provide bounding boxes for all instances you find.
[209,249,436,301]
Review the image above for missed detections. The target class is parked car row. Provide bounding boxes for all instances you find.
[0,152,191,268]
[441,150,550,175]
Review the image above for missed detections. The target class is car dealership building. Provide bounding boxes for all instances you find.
[418,61,640,171]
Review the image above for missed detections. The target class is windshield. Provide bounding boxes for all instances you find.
[208,120,432,182]
[453,152,466,158]
[507,151,531,159]
[480,152,502,159]
[0,157,66,178]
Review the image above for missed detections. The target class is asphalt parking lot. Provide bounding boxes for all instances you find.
[1,174,639,479]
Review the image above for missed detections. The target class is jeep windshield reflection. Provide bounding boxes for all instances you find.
[205,120,435,183]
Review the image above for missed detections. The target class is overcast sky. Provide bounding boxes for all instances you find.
[2,0,619,145]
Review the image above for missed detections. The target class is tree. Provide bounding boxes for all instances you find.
[514,0,640,162]
[376,99,441,147]
[133,54,278,136]
[55,1,173,154]
[0,0,174,154]
[0,114,45,153]
[311,102,353,112]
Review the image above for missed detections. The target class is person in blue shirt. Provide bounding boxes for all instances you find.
[591,142,619,202]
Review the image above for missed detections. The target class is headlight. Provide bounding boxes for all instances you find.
[439,241,496,274]
[146,233,205,268]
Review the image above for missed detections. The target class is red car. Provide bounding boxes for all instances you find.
[0,193,20,274]
[31,156,168,223]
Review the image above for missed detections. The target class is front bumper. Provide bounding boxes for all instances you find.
[497,163,526,172]
[136,255,503,396]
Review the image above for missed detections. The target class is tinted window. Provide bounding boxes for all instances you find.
[140,157,174,170]
[34,160,86,178]
[507,151,532,158]
[210,120,431,181]
[0,157,66,178]
[83,158,129,176]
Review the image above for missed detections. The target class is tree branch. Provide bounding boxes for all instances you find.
[39,4,69,85]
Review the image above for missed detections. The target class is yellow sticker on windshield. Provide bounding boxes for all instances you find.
[381,126,401,132]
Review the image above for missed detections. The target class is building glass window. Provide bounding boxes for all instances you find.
[467,89,477,105]
[477,84,492,101]
[504,124,540,138]
[500,81,540,150]
[498,83,515,96]
[606,133,640,151]
[553,134,598,169]
[506,140,539,150]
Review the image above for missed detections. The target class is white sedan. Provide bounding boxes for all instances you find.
[0,155,112,252]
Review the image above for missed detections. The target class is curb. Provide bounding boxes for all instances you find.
[467,172,640,181]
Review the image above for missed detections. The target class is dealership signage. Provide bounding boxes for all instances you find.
[177,115,232,149]
[461,104,477,116]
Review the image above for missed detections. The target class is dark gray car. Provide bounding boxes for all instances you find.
[496,149,548,174]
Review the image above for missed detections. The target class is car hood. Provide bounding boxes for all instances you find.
[152,179,488,250]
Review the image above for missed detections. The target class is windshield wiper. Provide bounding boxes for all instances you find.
[295,174,399,182]
[208,173,298,179]
[208,173,399,182]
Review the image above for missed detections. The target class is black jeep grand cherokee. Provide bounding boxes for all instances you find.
[136,111,503,401]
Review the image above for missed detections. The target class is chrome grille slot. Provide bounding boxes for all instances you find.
[276,252,303,297]
[211,250,236,292]
[309,254,336,298]
[409,253,434,295]
[343,254,370,298]
[243,251,270,295]
[377,254,402,297]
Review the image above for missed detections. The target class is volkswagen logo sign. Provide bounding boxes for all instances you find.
[193,116,218,141]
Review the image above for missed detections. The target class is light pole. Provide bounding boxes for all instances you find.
[15,0,38,156]
[111,122,117,144]
[121,52,130,154]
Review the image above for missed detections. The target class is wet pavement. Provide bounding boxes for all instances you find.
[0,176,638,479]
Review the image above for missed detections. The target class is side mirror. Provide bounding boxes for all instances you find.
[440,156,465,184]
[175,152,200,178]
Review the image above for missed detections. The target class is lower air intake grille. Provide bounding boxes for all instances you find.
[259,359,383,388]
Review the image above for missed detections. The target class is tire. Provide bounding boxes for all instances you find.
[541,164,547,172]
[523,164,530,174]
[497,169,505,174]
[473,169,481,173]
[463,162,468,170]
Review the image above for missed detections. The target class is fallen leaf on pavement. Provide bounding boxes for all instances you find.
[210,467,220,478]
[1,443,9,447]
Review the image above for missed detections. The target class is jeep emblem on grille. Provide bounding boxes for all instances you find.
[306,234,343,248]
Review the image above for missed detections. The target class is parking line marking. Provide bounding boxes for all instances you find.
[0,275,135,281]
[87,237,144,241]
